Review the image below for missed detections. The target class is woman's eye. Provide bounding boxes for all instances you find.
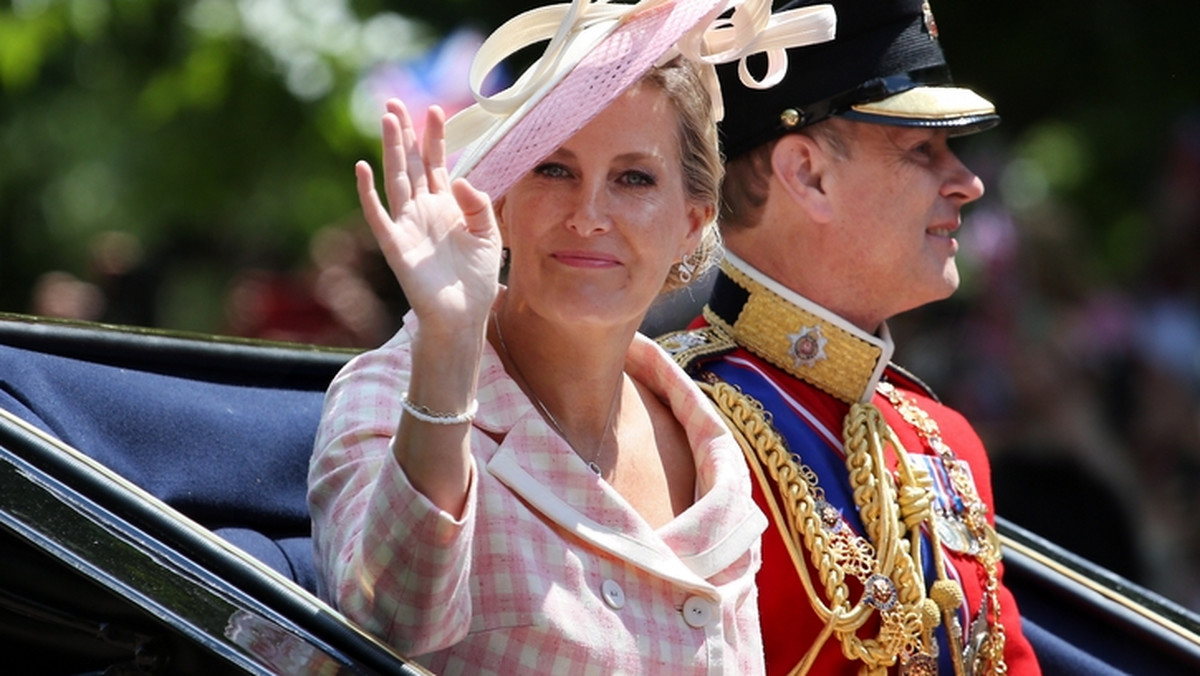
[913,142,934,158]
[620,170,656,187]
[534,163,571,178]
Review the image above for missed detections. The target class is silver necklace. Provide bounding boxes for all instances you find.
[492,309,621,476]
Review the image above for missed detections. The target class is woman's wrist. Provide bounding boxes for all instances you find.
[410,311,489,346]
[400,394,479,425]
[405,321,487,413]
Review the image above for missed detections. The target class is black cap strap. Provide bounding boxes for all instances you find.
[780,66,954,130]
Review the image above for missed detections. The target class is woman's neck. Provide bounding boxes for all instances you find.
[490,296,636,446]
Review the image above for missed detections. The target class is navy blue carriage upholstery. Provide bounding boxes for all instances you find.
[1,312,1198,674]
[0,314,350,596]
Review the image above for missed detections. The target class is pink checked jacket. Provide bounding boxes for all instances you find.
[308,312,767,675]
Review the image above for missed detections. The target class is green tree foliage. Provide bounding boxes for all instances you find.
[1,0,1198,332]
[0,0,462,331]
[935,0,1200,285]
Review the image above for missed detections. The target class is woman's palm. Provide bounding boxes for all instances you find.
[356,100,501,330]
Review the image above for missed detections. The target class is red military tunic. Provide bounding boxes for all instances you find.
[660,255,1041,675]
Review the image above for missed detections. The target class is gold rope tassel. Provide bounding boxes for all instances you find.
[842,402,937,672]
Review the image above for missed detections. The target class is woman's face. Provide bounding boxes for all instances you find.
[496,81,710,330]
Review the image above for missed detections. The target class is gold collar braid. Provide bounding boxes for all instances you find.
[702,255,893,404]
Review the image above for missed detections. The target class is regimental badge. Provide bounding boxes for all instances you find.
[900,651,939,676]
[863,574,898,611]
[815,499,844,532]
[787,325,828,368]
[922,1,939,41]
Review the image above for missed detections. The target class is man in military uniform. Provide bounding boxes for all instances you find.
[660,1,1042,673]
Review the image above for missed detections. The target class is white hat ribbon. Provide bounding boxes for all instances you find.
[444,0,836,159]
[681,1,837,120]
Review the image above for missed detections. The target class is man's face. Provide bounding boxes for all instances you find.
[821,120,985,322]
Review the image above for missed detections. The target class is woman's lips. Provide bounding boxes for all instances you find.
[552,250,621,268]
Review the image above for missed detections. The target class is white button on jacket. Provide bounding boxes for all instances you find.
[682,596,716,628]
[602,579,626,610]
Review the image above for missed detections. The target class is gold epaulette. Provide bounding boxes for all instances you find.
[656,325,737,371]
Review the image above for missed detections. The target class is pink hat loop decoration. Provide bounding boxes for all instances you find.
[445,0,837,198]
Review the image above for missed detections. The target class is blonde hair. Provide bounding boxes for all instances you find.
[645,56,724,292]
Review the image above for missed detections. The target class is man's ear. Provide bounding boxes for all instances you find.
[770,133,834,224]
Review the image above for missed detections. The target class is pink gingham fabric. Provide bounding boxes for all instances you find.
[309,311,767,675]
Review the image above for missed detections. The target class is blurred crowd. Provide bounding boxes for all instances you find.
[28,222,407,348]
[893,108,1200,608]
[25,109,1200,611]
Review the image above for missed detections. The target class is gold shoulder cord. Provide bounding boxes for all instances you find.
[702,379,1007,676]
[703,380,938,675]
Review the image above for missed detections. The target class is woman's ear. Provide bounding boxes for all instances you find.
[770,133,834,224]
[493,195,510,247]
[678,201,714,259]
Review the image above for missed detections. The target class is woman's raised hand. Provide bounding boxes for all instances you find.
[356,99,502,333]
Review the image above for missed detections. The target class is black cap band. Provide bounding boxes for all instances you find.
[718,0,998,161]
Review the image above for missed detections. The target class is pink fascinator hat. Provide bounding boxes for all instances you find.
[445,0,839,199]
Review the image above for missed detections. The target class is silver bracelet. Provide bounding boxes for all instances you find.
[400,392,479,425]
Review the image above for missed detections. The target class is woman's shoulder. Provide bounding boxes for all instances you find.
[627,331,694,390]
